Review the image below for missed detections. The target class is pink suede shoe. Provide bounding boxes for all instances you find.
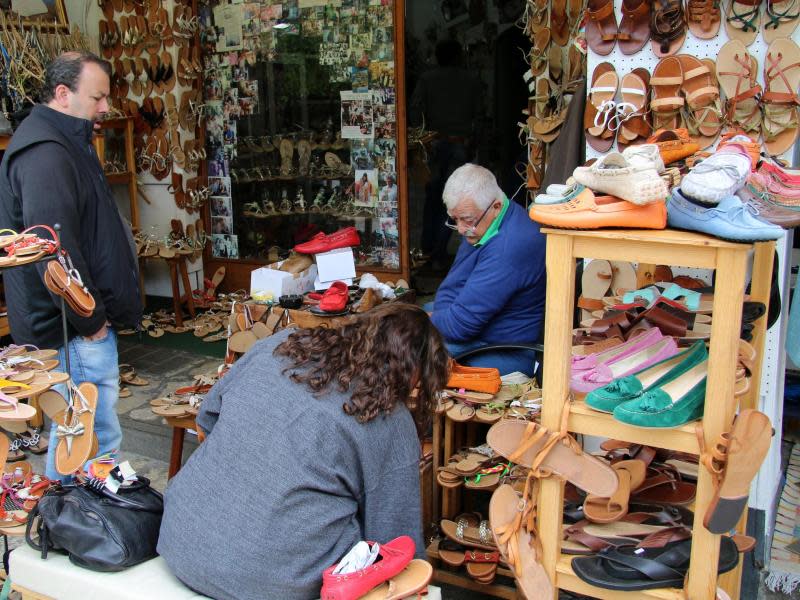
[571,337,679,393]
[572,327,663,372]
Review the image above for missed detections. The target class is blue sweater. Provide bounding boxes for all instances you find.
[432,200,546,344]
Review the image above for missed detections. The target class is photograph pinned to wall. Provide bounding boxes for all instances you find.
[209,177,232,198]
[212,216,234,236]
[375,119,395,139]
[378,172,398,204]
[212,234,239,259]
[350,140,376,170]
[354,169,379,207]
[242,2,261,35]
[368,60,394,88]
[340,91,374,139]
[207,118,224,148]
[206,78,223,100]
[319,42,349,65]
[208,147,230,178]
[371,26,391,45]
[350,66,369,92]
[367,5,393,26]
[239,97,257,116]
[223,120,237,145]
[299,0,341,7]
[372,86,395,105]
[210,195,233,217]
[373,103,395,128]
[351,32,372,49]
[375,138,396,173]
[238,79,258,99]
[214,3,243,52]
[231,64,248,81]
[380,217,398,238]
[302,17,323,36]
[260,3,282,20]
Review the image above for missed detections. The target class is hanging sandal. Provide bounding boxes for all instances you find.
[725,0,762,44]
[54,382,98,475]
[718,40,762,138]
[763,0,800,42]
[650,0,686,56]
[650,56,685,130]
[687,0,722,38]
[618,0,651,55]
[584,62,619,152]
[761,37,800,156]
[677,54,722,148]
[616,69,651,150]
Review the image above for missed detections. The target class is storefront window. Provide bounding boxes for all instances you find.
[199,0,400,270]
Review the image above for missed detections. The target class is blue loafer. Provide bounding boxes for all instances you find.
[667,188,784,242]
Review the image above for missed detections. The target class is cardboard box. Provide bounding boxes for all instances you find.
[315,247,356,283]
[313,275,353,291]
[250,261,317,299]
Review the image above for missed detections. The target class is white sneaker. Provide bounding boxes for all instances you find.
[680,149,752,205]
[572,152,668,205]
[622,144,665,173]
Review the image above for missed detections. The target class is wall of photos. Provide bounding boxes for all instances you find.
[199,0,400,270]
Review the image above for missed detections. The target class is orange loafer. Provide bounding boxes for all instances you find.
[529,188,667,230]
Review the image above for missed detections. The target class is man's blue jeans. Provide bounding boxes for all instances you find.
[446,339,537,377]
[46,329,122,481]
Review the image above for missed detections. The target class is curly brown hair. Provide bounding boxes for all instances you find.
[274,303,450,435]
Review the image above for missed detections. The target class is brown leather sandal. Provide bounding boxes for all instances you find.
[677,54,722,144]
[584,62,618,152]
[718,40,762,138]
[650,0,687,57]
[687,0,722,38]
[650,56,685,130]
[618,0,651,55]
[586,0,618,55]
[617,69,651,150]
[551,0,570,45]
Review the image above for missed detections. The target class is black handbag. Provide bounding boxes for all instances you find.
[25,476,163,572]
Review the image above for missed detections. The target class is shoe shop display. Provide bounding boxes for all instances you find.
[293,226,361,254]
[679,147,752,205]
[572,152,668,205]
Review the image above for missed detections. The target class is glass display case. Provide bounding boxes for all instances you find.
[198,0,407,287]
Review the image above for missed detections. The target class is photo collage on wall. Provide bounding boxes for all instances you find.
[199,0,399,269]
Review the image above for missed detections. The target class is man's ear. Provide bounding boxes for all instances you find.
[52,83,72,107]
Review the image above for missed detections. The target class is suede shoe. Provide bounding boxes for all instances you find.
[667,188,784,242]
[586,340,707,413]
[294,226,360,254]
[613,357,708,428]
[679,147,752,205]
[737,185,800,229]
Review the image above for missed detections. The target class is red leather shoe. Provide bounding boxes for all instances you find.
[320,536,415,600]
[319,281,349,312]
[293,226,360,254]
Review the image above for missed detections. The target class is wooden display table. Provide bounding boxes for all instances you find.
[164,414,198,479]
[139,255,196,327]
[537,228,773,600]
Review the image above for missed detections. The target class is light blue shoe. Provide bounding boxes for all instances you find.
[667,188,784,242]
[534,183,586,205]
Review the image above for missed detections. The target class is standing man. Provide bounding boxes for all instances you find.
[0,51,142,479]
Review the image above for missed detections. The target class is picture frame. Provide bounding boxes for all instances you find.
[1,0,69,31]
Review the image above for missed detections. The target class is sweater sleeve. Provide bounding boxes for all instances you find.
[430,239,524,343]
[11,142,107,336]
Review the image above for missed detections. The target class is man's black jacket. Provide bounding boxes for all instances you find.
[0,104,141,348]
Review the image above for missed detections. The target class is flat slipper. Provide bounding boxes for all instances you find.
[359,559,433,600]
[583,459,647,523]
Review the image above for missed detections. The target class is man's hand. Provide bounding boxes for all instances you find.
[83,323,108,342]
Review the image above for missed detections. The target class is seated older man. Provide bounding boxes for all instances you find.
[429,163,546,376]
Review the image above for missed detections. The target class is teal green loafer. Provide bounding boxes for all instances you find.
[586,341,707,413]
[612,360,708,428]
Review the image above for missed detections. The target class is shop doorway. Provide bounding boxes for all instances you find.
[404,0,529,273]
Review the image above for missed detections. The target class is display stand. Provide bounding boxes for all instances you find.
[137,255,197,328]
[537,228,774,600]
[94,117,139,229]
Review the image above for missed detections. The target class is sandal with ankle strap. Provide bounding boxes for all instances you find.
[718,40,762,138]
[761,37,800,155]
[650,0,686,56]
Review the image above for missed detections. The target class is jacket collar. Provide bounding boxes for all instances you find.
[33,104,95,145]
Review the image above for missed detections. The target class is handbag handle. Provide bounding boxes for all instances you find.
[82,476,163,513]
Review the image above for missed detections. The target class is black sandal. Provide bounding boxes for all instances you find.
[572,529,739,591]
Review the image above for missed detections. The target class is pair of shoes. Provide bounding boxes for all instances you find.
[572,150,668,205]
[447,363,502,394]
[571,333,679,394]
[310,281,349,314]
[293,226,360,254]
[680,145,752,204]
[529,187,667,230]
[667,188,785,241]
[321,536,432,600]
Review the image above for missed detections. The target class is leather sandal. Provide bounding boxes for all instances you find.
[650,57,685,130]
[688,0,722,38]
[618,0,651,55]
[763,0,800,42]
[725,0,762,44]
[718,41,762,138]
[677,54,722,146]
[586,0,618,55]
[551,0,570,46]
[761,37,800,156]
[584,62,618,152]
[650,0,687,56]
[616,69,651,149]
[528,28,551,76]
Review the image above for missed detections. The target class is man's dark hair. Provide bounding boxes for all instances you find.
[40,51,111,103]
[435,39,463,67]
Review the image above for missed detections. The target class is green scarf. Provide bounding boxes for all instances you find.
[474,197,509,247]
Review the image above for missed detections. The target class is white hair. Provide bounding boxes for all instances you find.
[442,164,503,212]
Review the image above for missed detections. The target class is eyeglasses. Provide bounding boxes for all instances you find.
[444,202,494,236]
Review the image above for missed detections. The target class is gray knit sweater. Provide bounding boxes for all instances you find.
[157,330,424,600]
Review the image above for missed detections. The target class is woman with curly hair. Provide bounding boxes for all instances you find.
[158,303,450,600]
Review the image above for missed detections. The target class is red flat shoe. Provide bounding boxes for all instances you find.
[318,281,349,312]
[293,226,360,254]
[320,536,415,600]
